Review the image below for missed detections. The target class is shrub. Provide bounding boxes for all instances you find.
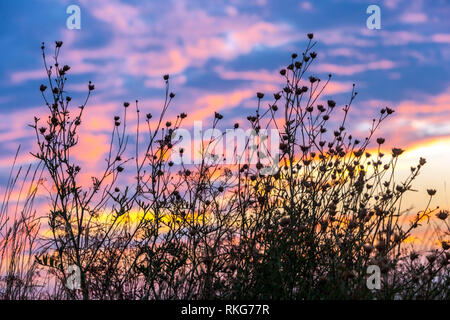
[1,35,448,300]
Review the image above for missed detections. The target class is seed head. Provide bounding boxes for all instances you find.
[392,148,404,157]
[309,76,317,83]
[363,243,373,254]
[279,215,291,227]
[327,100,336,108]
[437,210,448,220]
[426,253,436,264]
[410,252,419,261]
[307,33,314,39]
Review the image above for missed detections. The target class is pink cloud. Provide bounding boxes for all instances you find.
[316,29,374,47]
[72,133,110,167]
[80,0,147,35]
[214,66,354,95]
[214,66,283,84]
[432,34,450,44]
[10,1,298,87]
[357,88,450,149]
[380,31,426,45]
[10,69,46,84]
[383,0,402,9]
[64,2,297,80]
[399,12,428,24]
[299,1,313,11]
[312,60,396,76]
[396,90,450,115]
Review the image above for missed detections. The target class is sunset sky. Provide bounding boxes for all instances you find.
[0,0,449,217]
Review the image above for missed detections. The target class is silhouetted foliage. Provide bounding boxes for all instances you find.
[1,36,449,300]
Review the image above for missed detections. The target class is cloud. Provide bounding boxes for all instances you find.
[72,132,110,166]
[10,69,46,85]
[432,34,450,44]
[379,31,426,45]
[10,1,298,86]
[299,1,313,11]
[312,60,396,76]
[396,89,450,115]
[316,29,374,47]
[399,12,428,24]
[214,66,282,84]
[359,88,450,149]
[383,0,403,9]
[74,1,296,78]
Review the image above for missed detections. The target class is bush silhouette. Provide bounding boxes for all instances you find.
[1,35,449,300]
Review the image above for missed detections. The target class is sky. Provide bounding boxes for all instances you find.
[0,0,449,221]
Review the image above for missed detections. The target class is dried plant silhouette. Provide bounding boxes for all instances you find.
[1,35,449,300]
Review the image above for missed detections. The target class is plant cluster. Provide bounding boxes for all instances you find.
[1,35,449,299]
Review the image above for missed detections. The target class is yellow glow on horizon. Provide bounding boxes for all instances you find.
[394,136,450,212]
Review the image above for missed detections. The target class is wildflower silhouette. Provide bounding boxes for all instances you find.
[0,34,449,300]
